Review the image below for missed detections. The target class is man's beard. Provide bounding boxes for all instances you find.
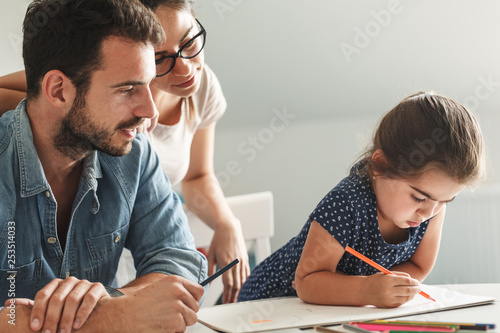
[53,93,143,160]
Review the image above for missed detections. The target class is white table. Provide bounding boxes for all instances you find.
[186,283,499,333]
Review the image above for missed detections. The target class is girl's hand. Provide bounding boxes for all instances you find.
[207,220,250,304]
[365,272,420,308]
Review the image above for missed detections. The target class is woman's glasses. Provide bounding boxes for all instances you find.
[155,19,206,77]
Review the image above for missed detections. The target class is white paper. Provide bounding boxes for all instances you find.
[197,285,495,333]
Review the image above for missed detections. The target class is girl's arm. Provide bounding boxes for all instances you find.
[0,70,28,114]
[181,123,250,304]
[390,206,446,281]
[295,220,420,308]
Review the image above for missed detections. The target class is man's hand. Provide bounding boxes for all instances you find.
[29,277,108,333]
[120,274,205,332]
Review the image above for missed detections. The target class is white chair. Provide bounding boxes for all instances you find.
[187,191,274,307]
[115,191,275,307]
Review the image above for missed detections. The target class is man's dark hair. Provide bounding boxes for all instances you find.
[139,0,195,14]
[23,0,165,99]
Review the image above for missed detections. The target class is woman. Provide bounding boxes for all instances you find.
[0,0,249,303]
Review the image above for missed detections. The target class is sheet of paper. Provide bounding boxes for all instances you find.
[197,284,495,333]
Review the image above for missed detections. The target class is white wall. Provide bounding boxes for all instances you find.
[0,1,27,75]
[1,0,499,283]
[195,0,500,283]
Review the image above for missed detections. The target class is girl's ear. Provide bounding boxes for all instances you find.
[371,149,387,177]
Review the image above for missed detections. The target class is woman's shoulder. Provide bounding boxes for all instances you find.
[193,63,227,128]
[195,64,223,101]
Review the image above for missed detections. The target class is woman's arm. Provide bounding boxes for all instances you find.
[294,220,420,308]
[390,206,446,281]
[181,123,250,304]
[0,89,27,114]
[0,70,28,91]
[0,70,28,114]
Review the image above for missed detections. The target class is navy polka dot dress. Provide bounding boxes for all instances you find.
[238,162,430,301]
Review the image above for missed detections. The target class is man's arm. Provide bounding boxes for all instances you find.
[1,274,205,333]
[124,136,207,284]
[119,272,165,293]
[0,302,40,333]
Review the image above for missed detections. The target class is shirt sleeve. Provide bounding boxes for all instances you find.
[124,135,208,283]
[309,190,354,248]
[196,64,227,129]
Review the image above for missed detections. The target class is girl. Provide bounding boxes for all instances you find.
[238,92,485,308]
[0,0,249,304]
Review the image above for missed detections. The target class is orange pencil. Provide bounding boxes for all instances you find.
[345,246,436,302]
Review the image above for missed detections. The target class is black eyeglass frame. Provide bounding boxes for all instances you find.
[155,19,206,77]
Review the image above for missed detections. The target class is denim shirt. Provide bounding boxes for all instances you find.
[0,101,207,304]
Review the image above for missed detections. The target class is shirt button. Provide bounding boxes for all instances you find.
[114,235,121,243]
[47,237,57,244]
[45,191,50,198]
[66,271,70,278]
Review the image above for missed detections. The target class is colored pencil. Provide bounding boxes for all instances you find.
[345,246,436,302]
[199,258,239,287]
[343,323,376,333]
[351,322,456,332]
[369,320,495,331]
[386,331,460,333]
[314,326,345,333]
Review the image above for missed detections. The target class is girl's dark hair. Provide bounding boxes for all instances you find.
[358,91,486,186]
[139,0,195,15]
[23,0,165,100]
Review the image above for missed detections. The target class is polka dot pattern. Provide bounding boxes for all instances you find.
[238,163,430,302]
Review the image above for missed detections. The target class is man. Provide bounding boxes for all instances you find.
[0,0,207,332]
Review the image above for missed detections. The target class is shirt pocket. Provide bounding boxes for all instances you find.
[85,223,128,283]
[0,259,43,303]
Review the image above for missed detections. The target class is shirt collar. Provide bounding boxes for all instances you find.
[16,100,50,197]
[16,100,103,198]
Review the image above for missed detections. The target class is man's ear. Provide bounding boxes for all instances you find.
[41,70,76,108]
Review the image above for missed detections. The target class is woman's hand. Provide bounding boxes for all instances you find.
[207,219,250,303]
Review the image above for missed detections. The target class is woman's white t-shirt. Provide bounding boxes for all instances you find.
[145,64,227,186]
[116,65,226,286]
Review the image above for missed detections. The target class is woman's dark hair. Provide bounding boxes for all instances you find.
[357,91,486,186]
[23,0,165,99]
